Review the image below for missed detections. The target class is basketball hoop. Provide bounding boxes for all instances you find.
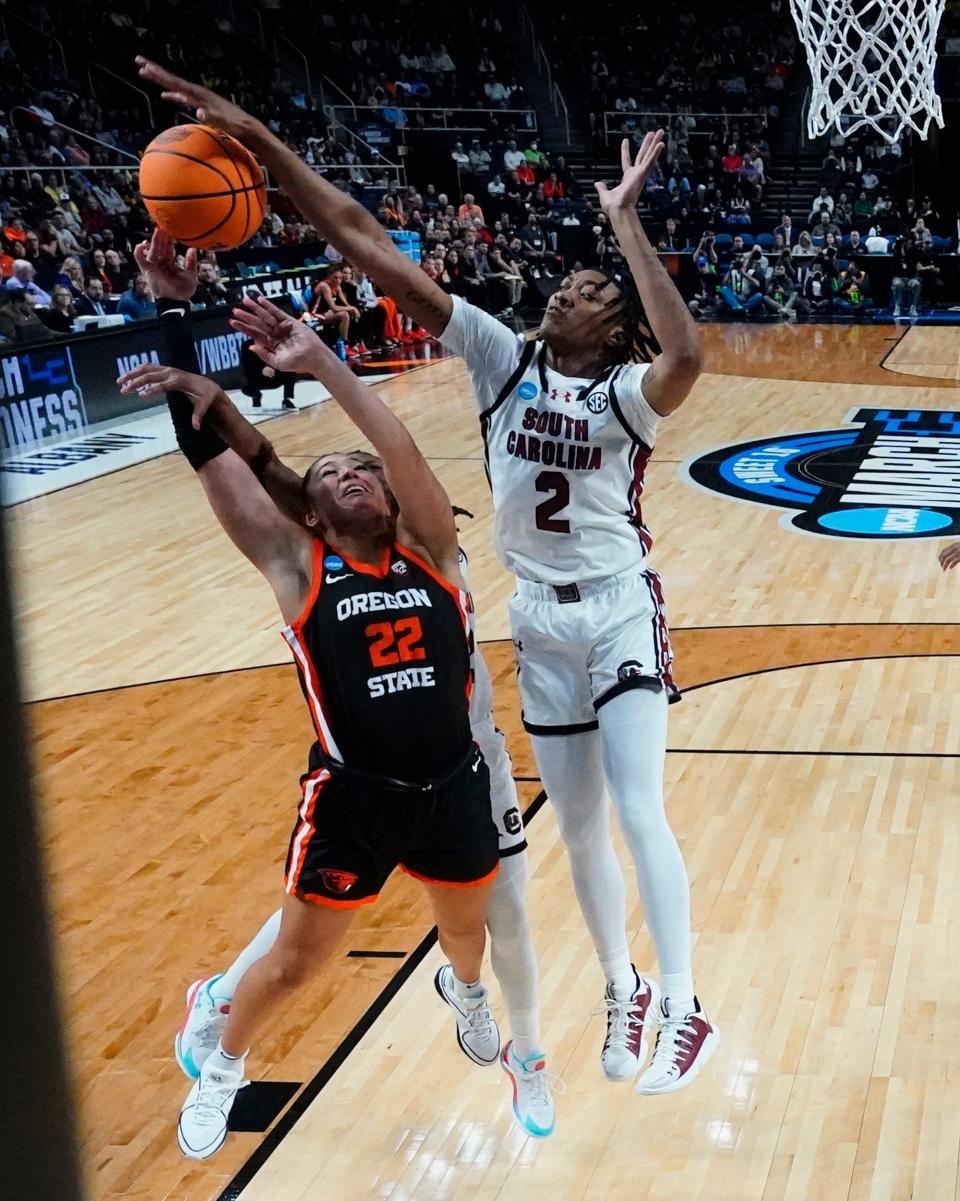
[790,0,947,142]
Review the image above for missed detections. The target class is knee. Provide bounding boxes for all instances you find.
[262,945,315,992]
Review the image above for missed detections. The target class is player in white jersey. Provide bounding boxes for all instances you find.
[138,60,719,1094]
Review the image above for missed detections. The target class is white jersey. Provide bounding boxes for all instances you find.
[440,296,662,584]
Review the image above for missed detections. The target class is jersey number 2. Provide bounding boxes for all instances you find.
[535,471,571,533]
[365,617,426,667]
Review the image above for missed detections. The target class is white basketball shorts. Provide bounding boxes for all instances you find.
[509,565,679,735]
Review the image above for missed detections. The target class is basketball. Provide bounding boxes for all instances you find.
[138,124,267,250]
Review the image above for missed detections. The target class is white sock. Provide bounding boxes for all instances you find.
[212,909,283,1002]
[530,731,632,994]
[661,973,695,1016]
[598,690,694,1006]
[602,953,637,1001]
[452,973,484,1001]
[205,1040,247,1077]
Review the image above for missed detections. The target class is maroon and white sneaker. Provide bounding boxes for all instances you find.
[635,998,720,1094]
[600,968,660,1082]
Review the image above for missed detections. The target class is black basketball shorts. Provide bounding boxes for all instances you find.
[283,746,500,908]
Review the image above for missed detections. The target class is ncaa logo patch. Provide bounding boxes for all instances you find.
[517,381,538,401]
[391,560,408,575]
[684,407,960,539]
[323,555,345,571]
[586,391,609,414]
[319,869,358,894]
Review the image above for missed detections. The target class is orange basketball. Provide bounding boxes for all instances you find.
[139,124,267,251]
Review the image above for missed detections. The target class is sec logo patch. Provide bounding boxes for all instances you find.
[586,392,609,414]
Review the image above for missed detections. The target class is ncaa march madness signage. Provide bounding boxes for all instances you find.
[685,407,960,539]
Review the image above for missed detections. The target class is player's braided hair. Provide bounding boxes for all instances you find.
[596,266,661,366]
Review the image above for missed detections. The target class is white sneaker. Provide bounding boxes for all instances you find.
[893,306,902,317]
[635,998,720,1095]
[177,1059,246,1159]
[500,1041,556,1138]
[908,306,918,317]
[599,969,660,1082]
[434,964,500,1066]
[175,974,231,1079]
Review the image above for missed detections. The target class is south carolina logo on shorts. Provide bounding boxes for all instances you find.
[319,869,358,894]
[617,660,645,682]
[391,560,408,575]
[586,392,609,414]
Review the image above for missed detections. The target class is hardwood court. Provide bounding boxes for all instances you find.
[13,322,960,1201]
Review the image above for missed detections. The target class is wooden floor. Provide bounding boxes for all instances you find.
[13,321,960,1201]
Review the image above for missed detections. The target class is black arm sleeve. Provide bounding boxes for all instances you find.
[157,298,228,471]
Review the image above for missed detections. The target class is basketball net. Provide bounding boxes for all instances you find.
[790,0,947,142]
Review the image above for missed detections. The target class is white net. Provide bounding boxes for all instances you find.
[790,0,947,142]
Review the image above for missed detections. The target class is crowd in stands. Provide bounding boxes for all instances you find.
[2,0,957,345]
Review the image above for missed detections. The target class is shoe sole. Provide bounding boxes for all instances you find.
[433,968,500,1067]
[500,1051,554,1138]
[601,976,661,1083]
[175,979,206,1079]
[635,1025,721,1095]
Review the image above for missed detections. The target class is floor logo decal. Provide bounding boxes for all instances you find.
[684,408,960,538]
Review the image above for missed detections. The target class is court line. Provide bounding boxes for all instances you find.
[667,747,960,759]
[27,635,960,706]
[216,788,548,1201]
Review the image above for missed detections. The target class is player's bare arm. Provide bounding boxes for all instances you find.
[135,58,454,337]
[231,296,463,586]
[116,230,311,619]
[597,134,703,416]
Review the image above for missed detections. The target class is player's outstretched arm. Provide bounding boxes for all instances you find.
[135,58,454,337]
[117,231,311,610]
[232,296,461,580]
[595,134,703,416]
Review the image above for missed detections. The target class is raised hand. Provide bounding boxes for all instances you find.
[230,295,329,376]
[136,57,261,142]
[117,364,225,429]
[134,228,197,301]
[595,132,666,214]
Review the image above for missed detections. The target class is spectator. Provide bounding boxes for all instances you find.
[75,276,108,318]
[836,260,872,314]
[727,187,751,223]
[519,214,550,275]
[55,257,86,299]
[739,153,765,199]
[104,249,131,293]
[458,193,485,223]
[890,235,920,316]
[846,229,864,255]
[773,213,795,246]
[193,260,229,307]
[487,173,506,200]
[0,290,51,343]
[808,187,834,221]
[503,139,524,172]
[90,248,113,294]
[116,274,157,322]
[40,285,78,334]
[4,260,52,307]
[720,144,744,193]
[468,139,492,176]
[543,173,565,201]
[718,255,764,315]
[811,210,841,244]
[451,141,470,170]
[916,242,943,306]
[763,263,798,319]
[861,166,880,193]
